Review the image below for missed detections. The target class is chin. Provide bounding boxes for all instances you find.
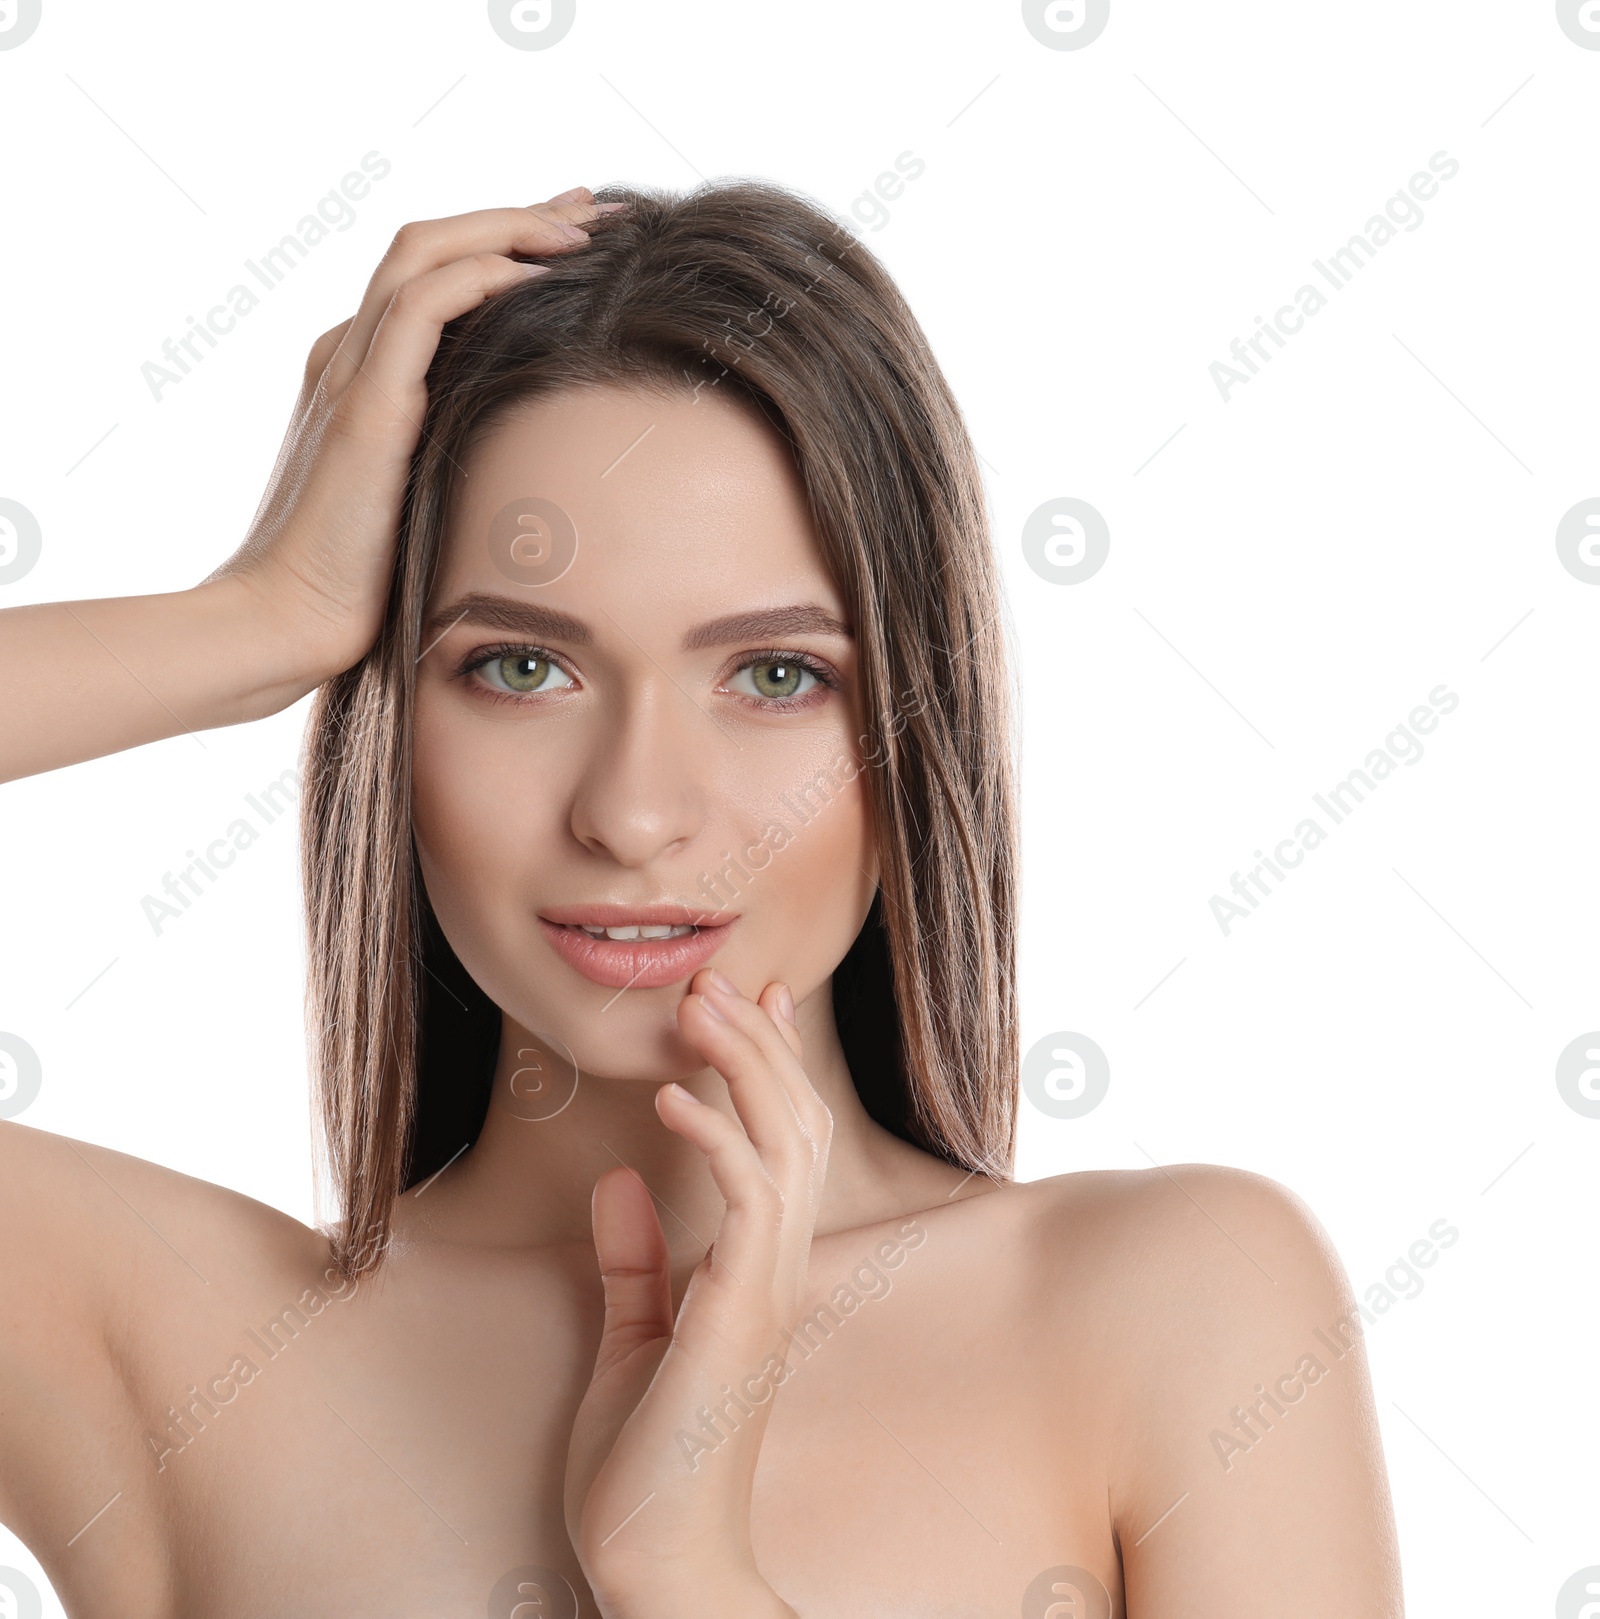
[503,991,715,1086]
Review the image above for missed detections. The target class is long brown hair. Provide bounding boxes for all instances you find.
[301,178,1021,1278]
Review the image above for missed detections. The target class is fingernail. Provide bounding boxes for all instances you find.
[559,223,589,241]
[708,969,738,997]
[595,201,631,212]
[698,992,729,1023]
[663,1082,701,1105]
[518,262,552,276]
[777,984,796,1024]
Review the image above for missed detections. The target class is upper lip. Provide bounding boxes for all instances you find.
[539,902,739,927]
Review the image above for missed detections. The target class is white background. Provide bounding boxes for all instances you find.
[1,1,1595,1613]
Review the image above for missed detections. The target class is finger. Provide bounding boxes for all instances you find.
[709,978,832,1258]
[279,314,359,451]
[563,1165,674,1543]
[330,253,548,439]
[655,1083,787,1309]
[693,974,831,1151]
[542,189,630,213]
[677,991,820,1184]
[270,315,360,456]
[672,995,830,1305]
[757,982,804,1064]
[249,316,359,535]
[589,1165,674,1380]
[325,204,605,397]
[302,317,357,403]
[694,981,832,1220]
[751,983,830,1160]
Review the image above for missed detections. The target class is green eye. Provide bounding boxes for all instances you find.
[499,655,548,693]
[747,659,809,700]
[476,653,574,696]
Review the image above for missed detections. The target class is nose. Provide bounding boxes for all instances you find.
[566,671,716,868]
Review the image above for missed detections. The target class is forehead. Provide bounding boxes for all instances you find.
[433,381,843,619]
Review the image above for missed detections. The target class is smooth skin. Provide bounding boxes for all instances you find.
[0,192,1405,1617]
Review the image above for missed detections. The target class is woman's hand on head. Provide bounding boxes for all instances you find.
[0,189,630,784]
[204,188,625,685]
[562,971,824,1619]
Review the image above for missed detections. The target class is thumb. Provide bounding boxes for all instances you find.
[589,1165,674,1381]
[564,1165,674,1543]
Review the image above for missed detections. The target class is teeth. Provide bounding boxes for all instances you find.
[573,923,699,941]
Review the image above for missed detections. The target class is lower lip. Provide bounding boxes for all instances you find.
[537,918,737,989]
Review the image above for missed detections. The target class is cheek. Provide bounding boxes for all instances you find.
[720,718,863,833]
[732,746,877,929]
[410,695,549,914]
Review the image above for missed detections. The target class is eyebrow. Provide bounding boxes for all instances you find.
[422,591,854,651]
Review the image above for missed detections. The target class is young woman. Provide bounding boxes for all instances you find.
[0,181,1404,1617]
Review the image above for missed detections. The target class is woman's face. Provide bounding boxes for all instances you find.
[412,381,880,1079]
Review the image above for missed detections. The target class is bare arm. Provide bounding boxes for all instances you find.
[1107,1167,1405,1617]
[0,306,370,781]
[0,188,618,787]
[0,576,331,782]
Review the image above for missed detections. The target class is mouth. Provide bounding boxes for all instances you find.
[537,905,739,990]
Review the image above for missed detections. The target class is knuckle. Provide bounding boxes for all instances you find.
[773,1134,810,1172]
[385,275,430,317]
[303,319,352,381]
[388,219,431,256]
[796,1096,832,1139]
[751,1177,785,1220]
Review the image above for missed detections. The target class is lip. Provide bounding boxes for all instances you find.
[539,902,740,928]
[538,913,739,989]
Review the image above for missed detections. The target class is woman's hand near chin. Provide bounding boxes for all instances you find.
[0,188,624,786]
[563,970,825,1619]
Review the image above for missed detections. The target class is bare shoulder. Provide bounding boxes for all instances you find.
[1014,1160,1363,1411]
[1018,1159,1343,1281]
[0,1115,324,1283]
[0,1120,327,1521]
[1012,1163,1403,1617]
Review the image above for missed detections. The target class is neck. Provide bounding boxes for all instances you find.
[398,982,966,1267]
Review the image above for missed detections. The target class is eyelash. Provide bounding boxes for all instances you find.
[453,642,842,713]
